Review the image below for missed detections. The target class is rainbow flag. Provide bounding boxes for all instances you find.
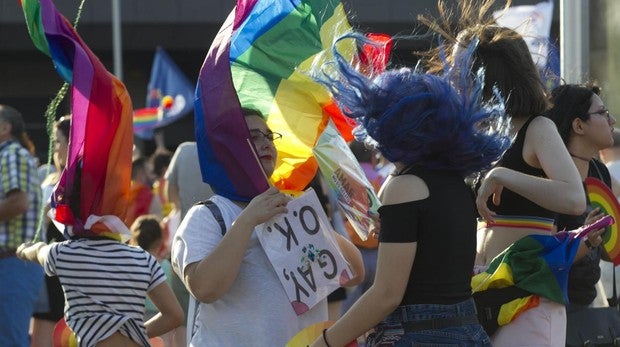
[134,47,195,139]
[133,107,160,132]
[472,233,581,327]
[21,0,133,240]
[585,177,620,265]
[195,0,360,201]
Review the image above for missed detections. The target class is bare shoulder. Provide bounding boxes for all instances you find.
[527,115,558,137]
[380,174,429,205]
[524,115,565,153]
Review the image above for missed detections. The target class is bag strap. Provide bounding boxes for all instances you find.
[186,199,228,342]
[195,200,226,236]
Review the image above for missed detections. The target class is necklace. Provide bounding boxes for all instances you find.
[569,152,592,163]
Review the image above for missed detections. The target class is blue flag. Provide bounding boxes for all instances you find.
[134,47,194,139]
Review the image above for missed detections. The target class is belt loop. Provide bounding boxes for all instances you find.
[400,306,408,322]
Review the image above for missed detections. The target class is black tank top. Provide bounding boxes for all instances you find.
[490,116,556,219]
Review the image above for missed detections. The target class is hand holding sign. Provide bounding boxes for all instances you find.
[242,186,293,225]
[257,188,354,315]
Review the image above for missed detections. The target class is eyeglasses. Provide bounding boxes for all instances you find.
[249,129,282,143]
[586,109,613,123]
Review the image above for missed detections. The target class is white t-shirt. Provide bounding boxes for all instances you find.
[171,195,327,347]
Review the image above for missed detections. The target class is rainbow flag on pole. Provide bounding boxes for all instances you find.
[134,47,195,139]
[20,0,133,240]
[195,0,359,201]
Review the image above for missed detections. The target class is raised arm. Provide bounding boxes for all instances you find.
[182,187,291,303]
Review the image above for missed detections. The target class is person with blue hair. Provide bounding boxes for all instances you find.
[309,31,511,346]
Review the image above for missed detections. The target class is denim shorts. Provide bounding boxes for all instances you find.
[367,298,491,347]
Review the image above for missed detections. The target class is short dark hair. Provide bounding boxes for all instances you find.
[130,215,162,250]
[151,151,171,178]
[131,156,147,179]
[547,83,601,144]
[241,108,264,118]
[0,104,35,154]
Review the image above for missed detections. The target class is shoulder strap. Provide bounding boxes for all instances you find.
[187,199,227,343]
[195,200,226,236]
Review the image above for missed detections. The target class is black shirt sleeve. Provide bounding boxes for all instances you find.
[378,200,424,243]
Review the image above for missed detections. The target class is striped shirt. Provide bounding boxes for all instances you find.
[45,239,166,347]
[0,140,41,250]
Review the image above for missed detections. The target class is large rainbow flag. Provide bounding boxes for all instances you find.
[21,0,133,240]
[472,232,582,327]
[195,0,361,201]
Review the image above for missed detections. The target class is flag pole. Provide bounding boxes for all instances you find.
[560,0,588,83]
[111,0,123,81]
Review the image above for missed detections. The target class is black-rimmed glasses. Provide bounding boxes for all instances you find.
[586,109,613,123]
[249,129,283,143]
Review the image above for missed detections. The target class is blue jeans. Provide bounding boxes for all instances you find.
[0,257,44,347]
[367,298,491,347]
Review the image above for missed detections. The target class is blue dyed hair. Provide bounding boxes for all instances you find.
[315,33,512,176]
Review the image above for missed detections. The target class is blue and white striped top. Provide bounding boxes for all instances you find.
[45,238,166,347]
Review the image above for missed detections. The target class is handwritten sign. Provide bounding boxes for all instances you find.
[257,188,353,315]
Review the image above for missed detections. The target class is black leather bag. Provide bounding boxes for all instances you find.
[472,286,530,337]
[565,306,620,347]
[566,264,620,347]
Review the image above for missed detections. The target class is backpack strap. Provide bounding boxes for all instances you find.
[187,199,228,343]
[195,200,226,236]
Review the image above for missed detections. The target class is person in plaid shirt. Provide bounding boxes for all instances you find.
[0,104,43,346]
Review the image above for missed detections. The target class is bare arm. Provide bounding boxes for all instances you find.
[334,233,364,287]
[311,242,415,347]
[0,189,29,222]
[16,241,51,265]
[184,187,291,303]
[145,282,184,338]
[477,117,586,221]
[311,173,427,346]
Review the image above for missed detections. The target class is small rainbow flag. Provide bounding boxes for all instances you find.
[195,0,361,201]
[585,177,620,265]
[134,47,195,139]
[472,233,581,327]
[133,107,160,131]
[21,0,133,240]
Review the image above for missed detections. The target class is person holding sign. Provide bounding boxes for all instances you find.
[171,110,363,347]
[309,29,512,345]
